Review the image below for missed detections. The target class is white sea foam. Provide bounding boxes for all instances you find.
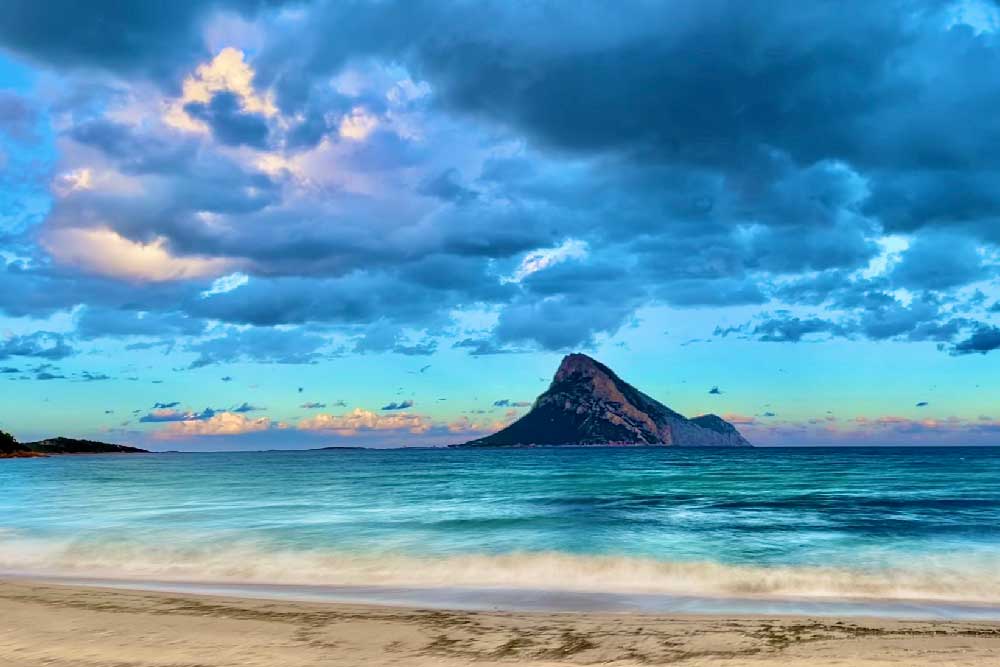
[1,533,999,604]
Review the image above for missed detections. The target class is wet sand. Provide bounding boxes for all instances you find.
[2,578,999,666]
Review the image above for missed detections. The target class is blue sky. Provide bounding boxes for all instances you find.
[1,0,1000,449]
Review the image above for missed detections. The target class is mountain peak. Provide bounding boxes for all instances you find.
[554,353,609,382]
[457,353,751,447]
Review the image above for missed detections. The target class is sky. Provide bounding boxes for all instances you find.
[1,0,1000,450]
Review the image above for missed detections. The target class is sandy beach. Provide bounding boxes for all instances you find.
[1,579,999,666]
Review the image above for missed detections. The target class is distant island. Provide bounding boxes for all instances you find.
[312,446,367,451]
[0,431,148,458]
[455,353,751,447]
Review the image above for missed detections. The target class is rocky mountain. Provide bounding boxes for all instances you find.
[457,353,751,447]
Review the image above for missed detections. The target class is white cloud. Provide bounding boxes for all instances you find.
[165,47,277,133]
[338,107,379,141]
[52,168,92,195]
[201,272,250,297]
[44,227,236,282]
[155,412,272,439]
[298,408,430,435]
[387,78,431,106]
[507,239,589,283]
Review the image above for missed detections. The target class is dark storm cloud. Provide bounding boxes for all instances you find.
[184,92,271,148]
[3,0,1000,358]
[890,233,991,290]
[494,260,646,350]
[380,400,413,411]
[495,294,638,350]
[493,399,530,408]
[250,0,1000,319]
[263,1,990,176]
[68,119,196,174]
[0,260,201,319]
[0,0,282,82]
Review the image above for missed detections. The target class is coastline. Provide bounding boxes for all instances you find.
[2,579,1000,666]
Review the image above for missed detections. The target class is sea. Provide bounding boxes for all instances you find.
[3,446,1000,618]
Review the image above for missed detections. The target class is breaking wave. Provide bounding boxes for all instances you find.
[1,531,998,604]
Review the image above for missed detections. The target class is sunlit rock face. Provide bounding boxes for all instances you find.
[459,353,751,447]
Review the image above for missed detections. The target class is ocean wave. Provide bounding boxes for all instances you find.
[1,533,998,604]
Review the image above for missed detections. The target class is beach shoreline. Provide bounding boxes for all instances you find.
[2,578,1000,666]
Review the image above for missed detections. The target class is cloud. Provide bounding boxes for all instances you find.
[75,307,205,339]
[492,399,530,408]
[916,401,929,407]
[230,402,263,413]
[300,401,326,409]
[419,168,477,203]
[184,91,270,148]
[0,91,40,143]
[187,327,331,368]
[153,402,180,409]
[43,227,236,282]
[752,317,847,343]
[741,413,1000,446]
[380,400,414,411]
[708,386,722,395]
[950,325,1000,355]
[201,272,249,297]
[167,47,277,132]
[0,332,73,360]
[154,411,272,439]
[338,106,378,141]
[353,320,438,356]
[140,407,215,423]
[507,239,588,283]
[297,408,430,435]
[452,338,520,356]
[890,234,991,290]
[2,0,1000,379]
[77,371,111,381]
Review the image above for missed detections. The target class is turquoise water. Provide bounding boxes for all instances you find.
[3,447,1000,614]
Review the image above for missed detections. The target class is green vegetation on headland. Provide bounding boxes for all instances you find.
[0,431,148,458]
